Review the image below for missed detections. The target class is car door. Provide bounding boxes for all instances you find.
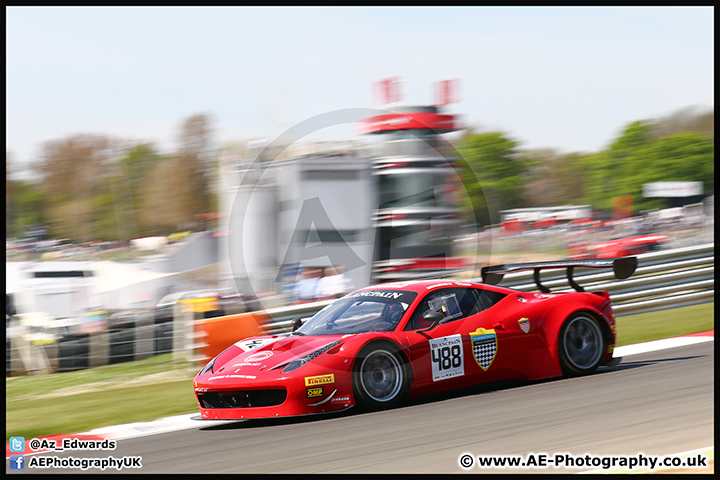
[402,286,506,393]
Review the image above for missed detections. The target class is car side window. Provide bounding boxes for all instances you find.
[477,289,507,310]
[405,287,483,330]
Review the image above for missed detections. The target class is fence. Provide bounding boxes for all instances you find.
[6,244,714,376]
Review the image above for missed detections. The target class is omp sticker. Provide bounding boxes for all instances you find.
[234,338,277,352]
[607,343,615,354]
[430,334,464,381]
[306,386,324,398]
[305,374,335,386]
[470,328,497,370]
[519,317,530,333]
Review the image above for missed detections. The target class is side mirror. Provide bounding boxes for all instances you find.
[416,311,445,333]
[291,317,302,332]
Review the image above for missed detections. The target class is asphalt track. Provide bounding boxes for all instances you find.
[11,338,713,474]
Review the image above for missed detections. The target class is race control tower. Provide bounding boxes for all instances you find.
[360,79,466,281]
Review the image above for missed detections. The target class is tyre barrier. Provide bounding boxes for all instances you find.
[6,319,185,376]
[154,321,174,356]
[57,334,90,372]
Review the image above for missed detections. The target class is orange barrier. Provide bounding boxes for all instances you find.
[195,312,270,360]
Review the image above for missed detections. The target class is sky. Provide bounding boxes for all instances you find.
[6,6,714,177]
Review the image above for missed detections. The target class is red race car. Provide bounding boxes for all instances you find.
[193,257,636,420]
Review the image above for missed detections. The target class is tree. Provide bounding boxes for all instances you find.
[118,144,165,237]
[458,132,528,226]
[577,151,614,211]
[136,114,216,236]
[138,156,195,235]
[6,153,49,239]
[650,107,714,142]
[618,131,714,211]
[176,114,216,229]
[520,149,588,207]
[33,134,120,241]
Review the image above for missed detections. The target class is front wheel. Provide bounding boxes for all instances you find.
[353,343,408,410]
[558,313,604,376]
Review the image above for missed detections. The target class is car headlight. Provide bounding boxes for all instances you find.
[279,341,343,374]
[198,356,216,376]
[197,344,237,376]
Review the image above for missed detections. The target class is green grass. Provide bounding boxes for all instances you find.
[615,302,714,347]
[5,303,714,441]
[6,355,199,441]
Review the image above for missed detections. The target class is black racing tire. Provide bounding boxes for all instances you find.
[558,313,604,377]
[353,342,408,410]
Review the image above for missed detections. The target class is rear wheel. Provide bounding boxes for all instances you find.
[558,313,604,376]
[353,343,407,410]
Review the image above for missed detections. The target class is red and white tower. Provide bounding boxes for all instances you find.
[360,79,465,280]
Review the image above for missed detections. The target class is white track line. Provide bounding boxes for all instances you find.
[614,334,713,357]
[82,413,229,441]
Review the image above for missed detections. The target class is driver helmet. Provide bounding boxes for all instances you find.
[384,303,405,325]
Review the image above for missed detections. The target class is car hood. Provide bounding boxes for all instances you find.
[201,334,348,379]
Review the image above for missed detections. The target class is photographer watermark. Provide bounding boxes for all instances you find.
[458,451,710,471]
[227,107,490,309]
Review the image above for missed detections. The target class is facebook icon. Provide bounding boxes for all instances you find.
[9,455,25,470]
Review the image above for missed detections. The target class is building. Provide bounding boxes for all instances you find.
[222,145,375,304]
[220,80,467,301]
[359,105,465,280]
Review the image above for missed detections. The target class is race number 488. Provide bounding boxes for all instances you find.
[432,344,462,370]
[429,334,464,381]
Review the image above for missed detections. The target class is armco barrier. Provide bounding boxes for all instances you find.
[478,244,714,317]
[251,244,714,340]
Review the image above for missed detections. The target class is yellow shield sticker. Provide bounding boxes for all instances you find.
[469,328,497,371]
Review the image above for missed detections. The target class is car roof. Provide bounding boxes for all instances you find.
[355,279,483,294]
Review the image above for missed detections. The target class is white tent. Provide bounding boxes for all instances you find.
[91,261,176,309]
[91,261,175,294]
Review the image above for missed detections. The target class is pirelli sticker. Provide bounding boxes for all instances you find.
[470,328,497,371]
[306,386,324,398]
[305,374,335,387]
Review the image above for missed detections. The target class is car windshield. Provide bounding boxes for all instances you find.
[296,289,418,336]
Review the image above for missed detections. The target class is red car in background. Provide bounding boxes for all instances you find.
[573,234,668,259]
[193,258,636,420]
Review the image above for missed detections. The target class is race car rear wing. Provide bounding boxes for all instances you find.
[480,257,637,293]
